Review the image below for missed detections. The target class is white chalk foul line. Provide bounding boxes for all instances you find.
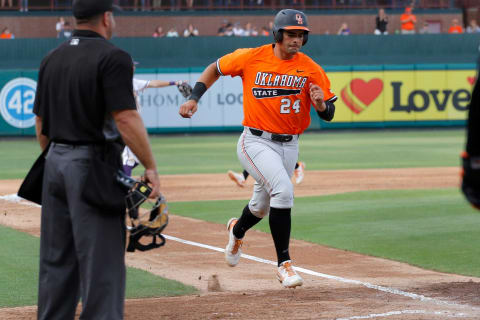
[164,234,475,313]
[0,194,40,207]
[336,309,469,320]
[0,195,476,315]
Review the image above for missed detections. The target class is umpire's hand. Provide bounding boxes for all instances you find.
[179,100,198,118]
[144,168,161,199]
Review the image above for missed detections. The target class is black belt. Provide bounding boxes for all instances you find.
[249,128,294,143]
[51,141,102,150]
[51,142,91,150]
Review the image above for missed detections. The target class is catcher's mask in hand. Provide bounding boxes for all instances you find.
[117,171,169,252]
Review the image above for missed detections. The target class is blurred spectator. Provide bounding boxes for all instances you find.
[288,0,301,7]
[232,22,245,36]
[54,0,72,9]
[153,26,165,37]
[224,23,234,36]
[214,0,225,8]
[0,26,14,39]
[170,0,179,11]
[18,0,27,11]
[186,0,193,10]
[56,17,65,38]
[448,18,464,34]
[467,19,480,33]
[134,0,147,11]
[152,0,161,10]
[244,22,258,36]
[374,8,388,35]
[400,6,416,34]
[183,23,199,37]
[166,27,179,37]
[218,20,229,36]
[419,21,430,34]
[261,26,270,36]
[58,21,72,39]
[337,22,350,35]
[116,0,129,8]
[247,0,263,7]
[1,0,12,8]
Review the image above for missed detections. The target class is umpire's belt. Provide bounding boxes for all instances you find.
[249,128,295,143]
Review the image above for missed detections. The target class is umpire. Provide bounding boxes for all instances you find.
[33,0,160,319]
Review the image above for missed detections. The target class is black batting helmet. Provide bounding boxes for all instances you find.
[272,9,309,46]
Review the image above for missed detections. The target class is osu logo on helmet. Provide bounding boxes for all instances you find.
[295,14,303,25]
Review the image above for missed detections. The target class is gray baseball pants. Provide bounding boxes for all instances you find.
[237,127,299,218]
[37,143,126,320]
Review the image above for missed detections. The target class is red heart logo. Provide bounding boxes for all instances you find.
[468,77,476,85]
[350,79,383,106]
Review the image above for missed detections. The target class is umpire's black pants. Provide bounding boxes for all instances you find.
[37,143,126,320]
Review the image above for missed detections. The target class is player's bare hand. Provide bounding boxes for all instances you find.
[144,168,161,199]
[309,83,326,112]
[179,100,198,118]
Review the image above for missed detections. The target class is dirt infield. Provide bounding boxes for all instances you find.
[2,167,480,320]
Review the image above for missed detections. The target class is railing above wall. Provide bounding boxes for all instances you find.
[0,0,465,12]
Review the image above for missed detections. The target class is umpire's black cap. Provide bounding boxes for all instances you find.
[73,0,121,20]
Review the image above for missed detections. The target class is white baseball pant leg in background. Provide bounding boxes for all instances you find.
[122,146,140,167]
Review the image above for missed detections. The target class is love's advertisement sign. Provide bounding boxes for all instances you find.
[329,69,476,123]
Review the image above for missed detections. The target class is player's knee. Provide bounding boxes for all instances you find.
[270,182,294,209]
[248,201,269,218]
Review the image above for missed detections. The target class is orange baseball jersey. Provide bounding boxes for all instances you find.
[400,13,416,31]
[448,25,463,33]
[216,44,336,135]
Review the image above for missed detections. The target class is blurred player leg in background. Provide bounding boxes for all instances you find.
[227,169,248,187]
[294,161,305,184]
[122,146,139,176]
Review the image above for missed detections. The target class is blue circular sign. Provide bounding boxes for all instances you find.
[0,78,37,129]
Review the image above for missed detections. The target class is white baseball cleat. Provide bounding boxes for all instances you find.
[277,260,303,288]
[225,218,243,267]
[294,162,305,184]
[228,170,246,188]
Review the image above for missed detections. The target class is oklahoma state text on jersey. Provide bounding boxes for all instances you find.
[217,44,336,135]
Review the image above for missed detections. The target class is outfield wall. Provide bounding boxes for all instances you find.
[1,34,478,135]
[1,34,479,69]
[0,64,475,136]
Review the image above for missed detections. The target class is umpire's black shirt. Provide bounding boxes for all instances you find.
[33,30,136,144]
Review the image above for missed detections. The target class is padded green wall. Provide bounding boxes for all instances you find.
[1,34,479,70]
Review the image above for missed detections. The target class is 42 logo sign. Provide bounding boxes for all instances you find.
[0,78,37,129]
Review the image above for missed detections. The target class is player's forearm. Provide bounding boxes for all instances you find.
[113,109,157,171]
[189,63,219,103]
[314,100,327,112]
[35,116,49,151]
[147,80,171,88]
[316,101,335,121]
[197,62,220,89]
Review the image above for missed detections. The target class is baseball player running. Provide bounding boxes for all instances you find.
[228,161,306,187]
[123,62,191,176]
[179,9,336,288]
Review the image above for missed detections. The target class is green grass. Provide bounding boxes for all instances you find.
[0,128,467,179]
[0,225,197,308]
[169,188,480,278]
[0,128,475,307]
